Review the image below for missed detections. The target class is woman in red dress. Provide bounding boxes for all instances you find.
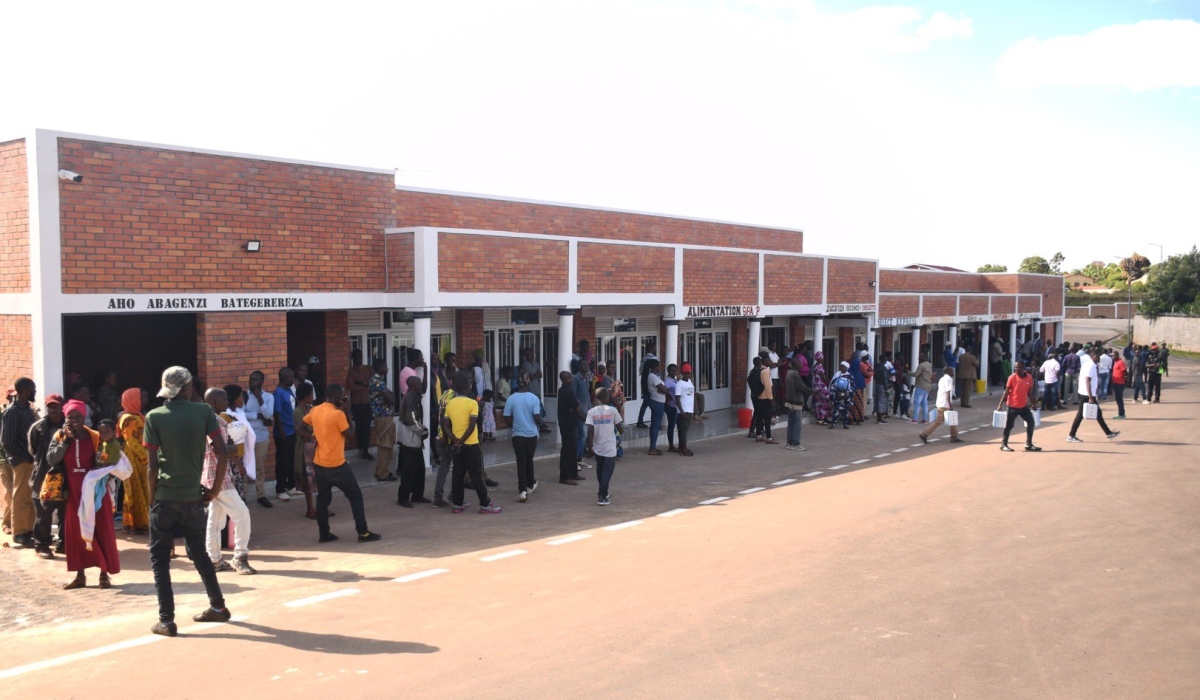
[48,400,121,590]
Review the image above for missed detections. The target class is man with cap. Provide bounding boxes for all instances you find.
[919,366,962,444]
[675,364,698,456]
[28,393,66,558]
[144,367,232,637]
[2,377,39,548]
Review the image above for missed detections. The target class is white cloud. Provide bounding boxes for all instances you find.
[996,19,1200,91]
[916,11,973,43]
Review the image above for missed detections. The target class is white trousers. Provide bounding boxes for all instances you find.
[206,488,252,562]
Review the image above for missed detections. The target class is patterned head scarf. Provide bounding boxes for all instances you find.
[121,388,142,416]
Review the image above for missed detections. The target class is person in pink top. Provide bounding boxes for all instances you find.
[398,349,427,397]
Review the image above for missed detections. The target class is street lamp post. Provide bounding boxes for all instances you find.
[1149,243,1163,265]
[1114,255,1133,344]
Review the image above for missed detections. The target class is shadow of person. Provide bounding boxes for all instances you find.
[263,569,394,583]
[188,621,439,655]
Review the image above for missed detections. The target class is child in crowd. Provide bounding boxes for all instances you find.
[480,389,497,443]
[496,367,512,412]
[95,419,123,467]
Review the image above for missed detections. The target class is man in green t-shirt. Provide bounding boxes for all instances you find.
[143,366,231,637]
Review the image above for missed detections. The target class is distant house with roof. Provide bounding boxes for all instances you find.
[1063,273,1093,287]
[904,263,967,272]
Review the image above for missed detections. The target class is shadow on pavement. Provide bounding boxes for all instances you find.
[263,568,394,583]
[189,620,439,655]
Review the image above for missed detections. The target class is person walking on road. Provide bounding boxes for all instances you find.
[1067,349,1121,444]
[143,367,231,637]
[957,348,979,408]
[586,387,623,506]
[1111,350,1128,419]
[304,384,382,542]
[997,361,1041,452]
[1145,343,1163,404]
[919,367,961,444]
[503,371,543,502]
[675,364,697,456]
[912,351,932,424]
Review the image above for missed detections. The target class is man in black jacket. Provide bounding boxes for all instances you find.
[28,395,65,558]
[1,377,39,549]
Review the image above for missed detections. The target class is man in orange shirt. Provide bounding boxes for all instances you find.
[303,384,382,543]
[997,361,1041,453]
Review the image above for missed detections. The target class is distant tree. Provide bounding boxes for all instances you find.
[1050,252,1065,274]
[1139,247,1200,319]
[1101,263,1127,289]
[1080,263,1106,284]
[977,263,1008,273]
[1018,256,1052,274]
[1120,253,1152,282]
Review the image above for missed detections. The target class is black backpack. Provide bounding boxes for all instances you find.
[747,368,764,396]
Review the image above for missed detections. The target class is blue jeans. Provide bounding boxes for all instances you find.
[786,408,803,446]
[1098,373,1110,399]
[596,455,617,500]
[912,387,929,422]
[665,405,678,448]
[1042,381,1058,409]
[648,400,665,450]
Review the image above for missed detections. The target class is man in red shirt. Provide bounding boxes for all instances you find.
[997,361,1041,452]
[1110,349,1128,419]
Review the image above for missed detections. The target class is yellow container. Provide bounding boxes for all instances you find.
[976,379,987,394]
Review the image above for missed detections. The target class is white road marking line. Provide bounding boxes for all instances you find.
[481,549,528,562]
[928,438,940,442]
[392,568,449,583]
[739,487,766,494]
[851,459,871,464]
[772,478,797,485]
[603,520,644,531]
[910,443,924,447]
[827,464,848,470]
[284,588,360,608]
[547,533,592,545]
[874,453,891,458]
[892,447,908,453]
[657,508,690,517]
[699,496,730,505]
[967,427,980,432]
[801,471,823,478]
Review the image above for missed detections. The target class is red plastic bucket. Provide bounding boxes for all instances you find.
[737,407,754,429]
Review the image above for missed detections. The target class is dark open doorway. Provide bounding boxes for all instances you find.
[62,313,198,404]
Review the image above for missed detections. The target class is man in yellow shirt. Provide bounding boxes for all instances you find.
[303,384,382,543]
[441,371,502,515]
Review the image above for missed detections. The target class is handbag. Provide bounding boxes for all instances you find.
[39,472,66,502]
[1083,403,1098,420]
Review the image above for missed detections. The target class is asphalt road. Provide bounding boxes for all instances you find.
[2,358,1197,699]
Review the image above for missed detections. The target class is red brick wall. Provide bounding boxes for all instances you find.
[879,295,919,319]
[682,250,758,306]
[455,309,484,360]
[1018,295,1040,313]
[577,243,674,294]
[789,317,806,349]
[323,311,350,392]
[880,269,984,294]
[924,295,958,317]
[1020,275,1064,318]
[396,189,803,253]
[826,260,877,304]
[991,296,1016,314]
[959,296,989,316]
[838,327,854,363]
[764,255,824,306]
[0,314,33,387]
[386,232,415,293]
[572,312,596,351]
[57,139,394,293]
[1065,307,1089,319]
[438,233,567,293]
[195,312,288,392]
[0,140,29,293]
[982,275,1020,294]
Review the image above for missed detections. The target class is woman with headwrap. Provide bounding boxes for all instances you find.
[828,361,853,429]
[117,389,150,534]
[811,351,833,425]
[47,400,121,589]
[847,356,865,424]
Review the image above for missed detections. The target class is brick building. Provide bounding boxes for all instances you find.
[0,129,1063,475]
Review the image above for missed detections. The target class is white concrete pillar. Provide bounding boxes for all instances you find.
[746,318,762,406]
[909,326,921,376]
[664,319,680,369]
[557,309,575,376]
[979,323,990,386]
[1055,322,1064,346]
[1008,322,1018,360]
[948,324,959,353]
[412,311,433,472]
[813,318,825,356]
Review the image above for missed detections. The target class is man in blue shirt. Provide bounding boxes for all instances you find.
[503,372,543,503]
[271,367,298,501]
[572,360,591,462]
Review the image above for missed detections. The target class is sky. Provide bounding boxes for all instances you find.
[2,0,1197,272]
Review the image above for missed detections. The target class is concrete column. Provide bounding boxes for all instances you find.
[813,318,825,355]
[412,311,433,472]
[746,318,761,406]
[948,324,959,353]
[979,323,990,386]
[1055,322,1065,346]
[664,320,680,369]
[910,326,921,375]
[557,309,575,376]
[1008,322,1018,359]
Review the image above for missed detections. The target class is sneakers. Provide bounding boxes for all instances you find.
[1106,431,1120,441]
[452,505,465,514]
[1066,436,1083,443]
[597,496,610,506]
[358,531,382,543]
[919,434,928,444]
[376,474,398,482]
[1025,444,1042,452]
[518,491,528,503]
[192,607,232,623]
[151,621,178,637]
[256,496,274,509]
[431,498,448,508]
[287,488,304,497]
[233,556,257,575]
[484,478,499,487]
[318,533,340,543]
[1115,415,1126,420]
[397,499,413,508]
[784,444,807,451]
[479,504,502,514]
[529,482,539,495]
[212,558,233,573]
[276,492,291,502]
[1000,444,1014,452]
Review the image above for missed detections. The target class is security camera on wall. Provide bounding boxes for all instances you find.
[58,169,83,183]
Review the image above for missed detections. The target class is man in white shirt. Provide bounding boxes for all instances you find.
[674,364,697,456]
[1067,348,1120,443]
[585,388,624,506]
[766,343,781,415]
[1039,352,1061,410]
[242,371,275,509]
[919,367,961,444]
[1097,349,1113,401]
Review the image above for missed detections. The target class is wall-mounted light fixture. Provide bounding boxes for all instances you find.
[869,281,877,287]
[245,240,262,252]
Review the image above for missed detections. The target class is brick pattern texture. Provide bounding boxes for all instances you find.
[959,296,989,316]
[1,140,29,293]
[438,233,567,293]
[386,232,415,293]
[923,296,958,317]
[838,327,855,364]
[323,311,350,393]
[196,312,288,392]
[57,139,395,293]
[1018,295,1040,313]
[455,309,485,360]
[826,260,877,304]
[991,296,1016,314]
[0,314,33,386]
[879,295,919,319]
[683,250,758,306]
[764,255,823,306]
[880,270,985,294]
[731,319,747,398]
[577,243,674,294]
[396,190,803,253]
[572,312,597,352]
